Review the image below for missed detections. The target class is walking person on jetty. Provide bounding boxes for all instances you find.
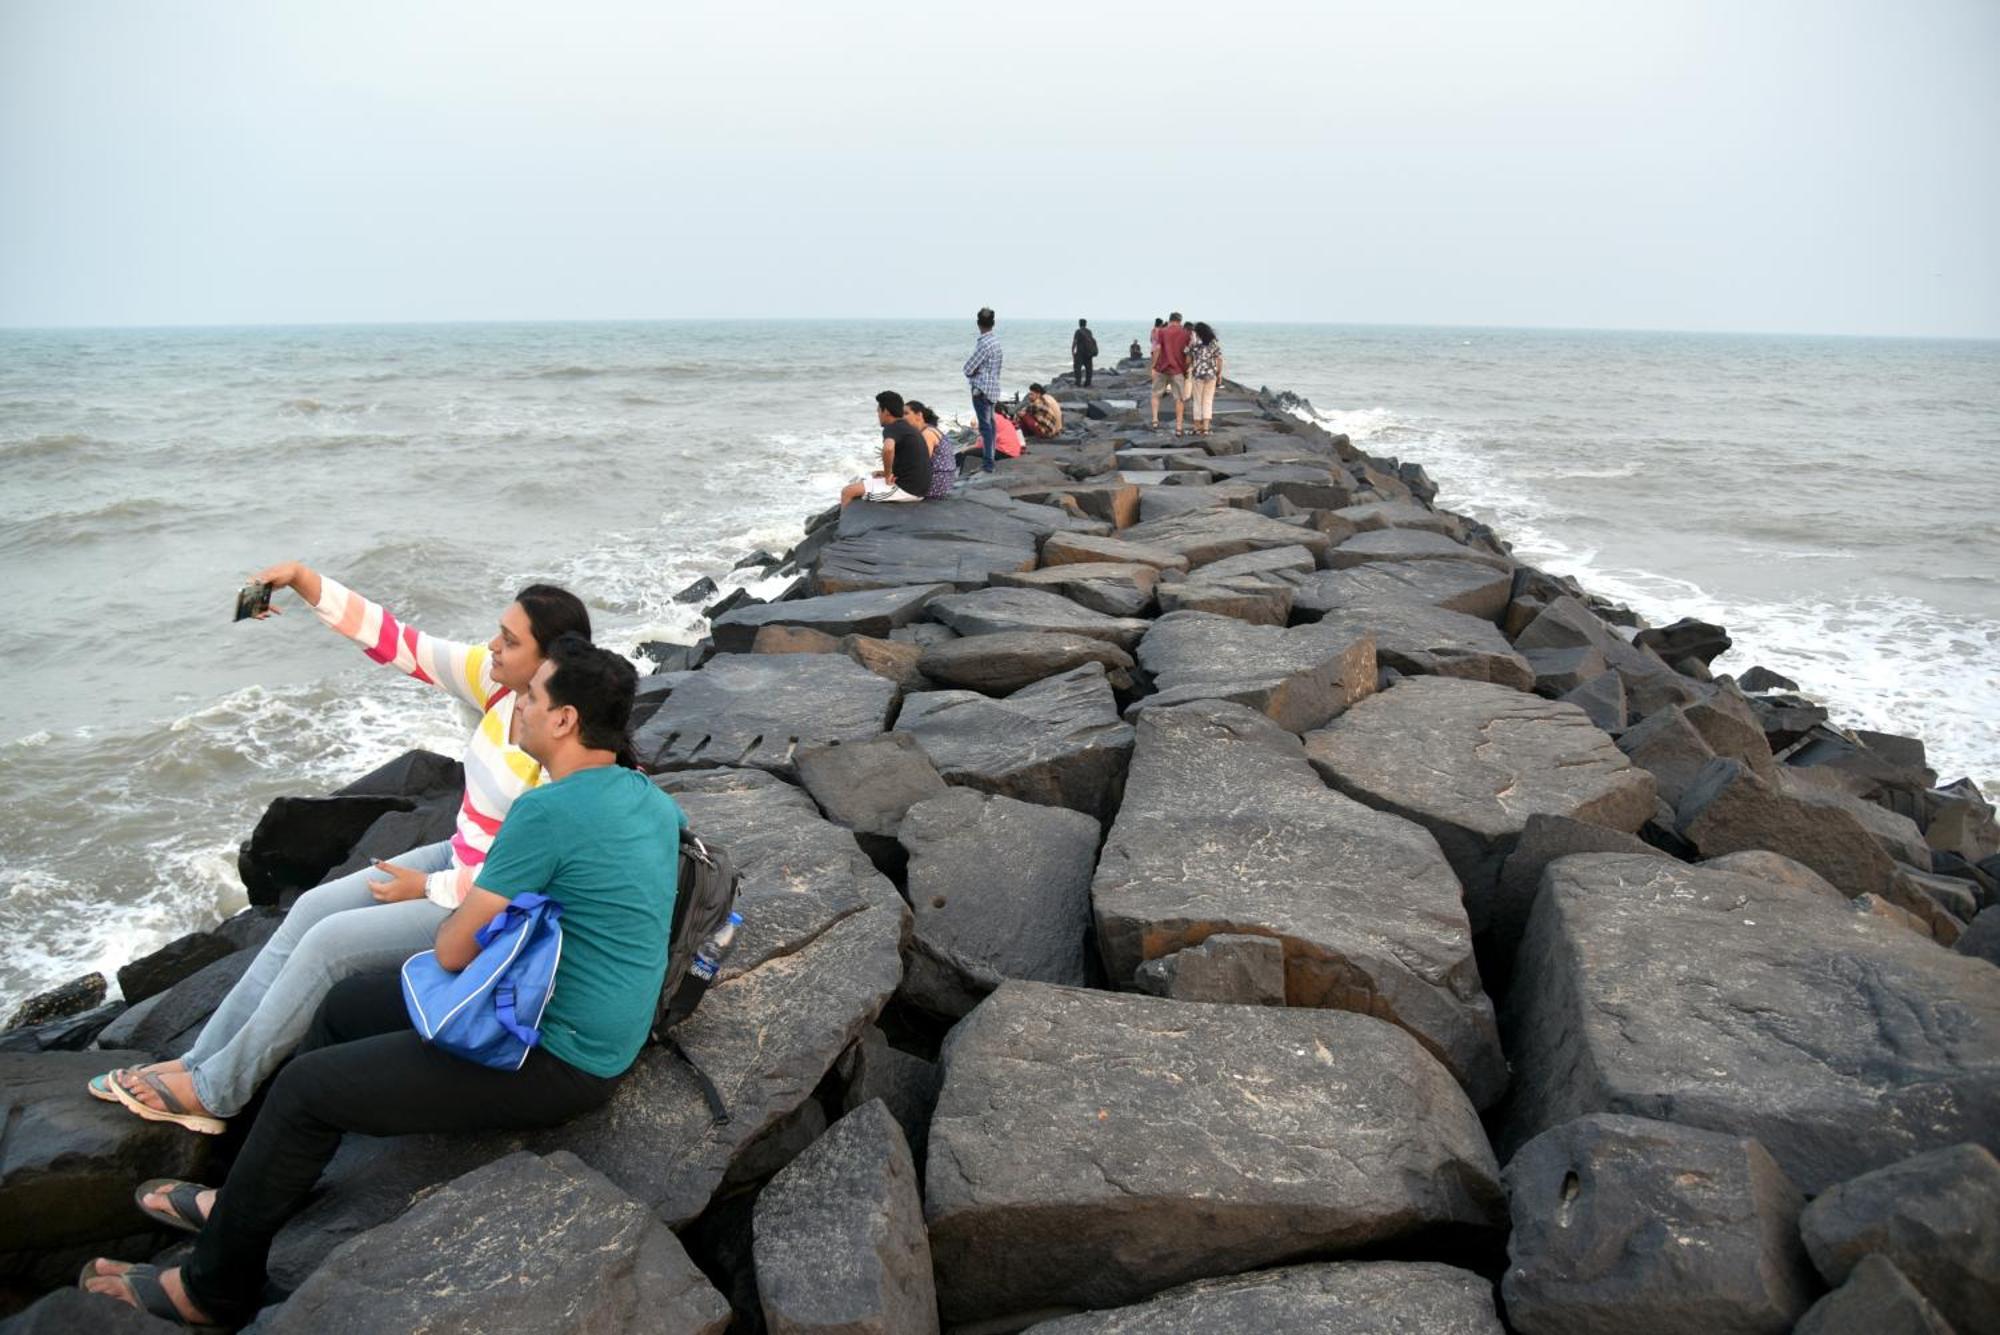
[1187,321,1225,437]
[1147,317,1166,399]
[963,306,1004,473]
[1070,317,1097,386]
[839,389,931,505]
[1151,311,1193,435]
[80,636,684,1329]
[904,400,959,499]
[89,566,592,1136]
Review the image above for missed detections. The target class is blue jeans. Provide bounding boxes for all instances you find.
[972,392,997,471]
[183,840,454,1116]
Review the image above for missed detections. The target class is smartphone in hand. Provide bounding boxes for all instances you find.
[233,581,273,622]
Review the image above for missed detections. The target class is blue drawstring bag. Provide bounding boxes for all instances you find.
[401,893,563,1070]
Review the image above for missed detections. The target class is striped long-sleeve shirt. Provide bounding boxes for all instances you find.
[312,576,545,909]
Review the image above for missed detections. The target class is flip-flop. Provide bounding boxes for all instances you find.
[135,1179,213,1234]
[108,1070,226,1136]
[76,1260,224,1331]
[87,1070,126,1103]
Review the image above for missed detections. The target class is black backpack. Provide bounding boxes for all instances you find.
[651,828,742,1121]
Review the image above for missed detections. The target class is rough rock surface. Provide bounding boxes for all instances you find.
[1289,558,1513,622]
[1120,507,1335,568]
[0,1290,185,1334]
[1792,1255,1960,1335]
[711,584,953,653]
[1798,1143,2000,1335]
[834,1028,942,1166]
[926,587,1152,650]
[255,1152,729,1335]
[1133,932,1288,1005]
[898,788,1100,1017]
[1132,611,1375,733]
[1326,528,1512,572]
[1153,574,1295,625]
[635,653,898,778]
[1312,601,1533,690]
[1022,1261,1506,1334]
[794,732,948,840]
[94,949,254,1057]
[916,631,1133,696]
[1502,1113,1818,1335]
[1676,757,1904,898]
[925,982,1504,1325]
[896,664,1135,821]
[1500,853,2000,1193]
[814,495,1081,594]
[1488,814,1668,976]
[1305,677,1655,906]
[1038,531,1190,572]
[754,1101,939,1335]
[1093,701,1504,1105]
[990,562,1160,617]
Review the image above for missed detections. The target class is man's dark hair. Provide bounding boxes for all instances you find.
[1169,311,1183,322]
[876,389,906,417]
[1029,383,1044,395]
[1153,318,1165,328]
[976,307,995,331]
[514,584,591,655]
[1078,318,1088,327]
[543,633,639,768]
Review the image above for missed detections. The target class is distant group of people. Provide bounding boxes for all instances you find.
[1147,312,1225,436]
[80,568,682,1325]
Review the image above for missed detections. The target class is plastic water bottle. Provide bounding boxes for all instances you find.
[689,912,743,983]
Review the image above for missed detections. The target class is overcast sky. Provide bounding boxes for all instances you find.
[2,0,1994,336]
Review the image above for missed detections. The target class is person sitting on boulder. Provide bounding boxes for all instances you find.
[904,399,958,499]
[89,567,592,1140]
[80,636,686,1329]
[839,389,933,506]
[1019,383,1064,439]
[1128,337,1143,360]
[958,403,1025,472]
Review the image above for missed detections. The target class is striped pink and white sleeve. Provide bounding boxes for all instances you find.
[310,576,501,712]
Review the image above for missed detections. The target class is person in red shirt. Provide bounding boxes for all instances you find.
[1151,312,1194,435]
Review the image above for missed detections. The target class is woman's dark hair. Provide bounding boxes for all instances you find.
[514,584,591,657]
[905,399,940,427]
[1153,317,1165,328]
[1193,321,1217,344]
[542,633,639,768]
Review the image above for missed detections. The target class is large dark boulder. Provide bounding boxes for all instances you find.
[1038,531,1190,572]
[916,630,1134,696]
[1502,1113,1818,1335]
[0,1290,183,1334]
[1798,1143,2000,1335]
[333,748,462,800]
[114,932,236,1007]
[925,982,1504,1325]
[254,1151,729,1334]
[1153,574,1295,625]
[925,587,1151,650]
[753,1101,939,1335]
[0,1050,213,1278]
[1120,507,1335,569]
[1305,677,1655,910]
[94,949,254,1058]
[1792,1255,1959,1335]
[834,1028,941,1167]
[1515,597,1702,720]
[1132,610,1375,733]
[710,584,954,653]
[1332,500,1464,537]
[1499,853,2000,1193]
[1022,1261,1505,1333]
[990,563,1160,617]
[1959,907,2000,965]
[1135,481,1263,522]
[813,500,1039,594]
[1132,932,1287,1005]
[237,793,417,905]
[1326,528,1512,572]
[1092,701,1504,1106]
[794,732,947,843]
[1311,601,1532,690]
[1289,558,1513,623]
[635,653,898,778]
[898,789,1099,1018]
[1487,814,1668,977]
[896,664,1134,822]
[4,973,107,1030]
[1634,616,1731,666]
[317,795,462,886]
[1676,758,1905,898]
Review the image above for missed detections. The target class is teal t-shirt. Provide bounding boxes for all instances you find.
[472,765,683,1078]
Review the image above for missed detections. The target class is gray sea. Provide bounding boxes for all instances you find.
[2,319,1996,1013]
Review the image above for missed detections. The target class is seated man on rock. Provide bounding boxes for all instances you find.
[839,389,933,506]
[81,635,686,1328]
[1019,383,1064,439]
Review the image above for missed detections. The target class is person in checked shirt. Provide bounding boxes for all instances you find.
[963,306,1004,473]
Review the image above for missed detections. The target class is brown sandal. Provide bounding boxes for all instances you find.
[110,1071,225,1136]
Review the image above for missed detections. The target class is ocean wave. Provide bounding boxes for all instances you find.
[280,397,378,417]
[0,497,194,554]
[0,431,111,462]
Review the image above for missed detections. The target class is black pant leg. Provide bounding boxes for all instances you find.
[181,972,615,1318]
[1083,357,1094,386]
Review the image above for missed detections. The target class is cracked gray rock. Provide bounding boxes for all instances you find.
[1120,507,1336,569]
[925,981,1505,1325]
[1326,528,1513,572]
[1288,558,1514,623]
[635,653,898,778]
[710,584,953,653]
[990,562,1161,617]
[1093,701,1505,1106]
[926,587,1153,650]
[1792,1255,1959,1335]
[1132,610,1375,733]
[916,630,1134,697]
[1310,601,1533,691]
[1021,1261,1505,1334]
[1499,853,2000,1194]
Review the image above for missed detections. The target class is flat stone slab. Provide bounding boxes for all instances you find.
[754,1101,939,1335]
[1133,611,1375,734]
[916,630,1133,697]
[990,562,1160,618]
[927,587,1152,650]
[1312,602,1534,691]
[1153,576,1295,626]
[711,584,953,653]
[1135,482,1263,522]
[1500,853,2000,1194]
[1333,501,1465,537]
[1326,528,1513,572]
[925,982,1505,1325]
[1502,1114,1817,1335]
[1193,544,1319,582]
[1289,558,1513,623]
[794,732,947,840]
[814,495,1095,594]
[1121,507,1335,569]
[1677,758,1907,900]
[258,1151,729,1335]
[1039,531,1191,573]
[635,653,898,778]
[1304,677,1655,906]
[1022,1261,1505,1334]
[1092,701,1505,1106]
[899,789,1101,1017]
[897,664,1135,822]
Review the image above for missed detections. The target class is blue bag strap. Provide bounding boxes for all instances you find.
[492,980,541,1047]
[474,892,560,948]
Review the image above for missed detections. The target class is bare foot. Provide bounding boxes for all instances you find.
[83,1261,215,1324]
[115,1067,215,1118]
